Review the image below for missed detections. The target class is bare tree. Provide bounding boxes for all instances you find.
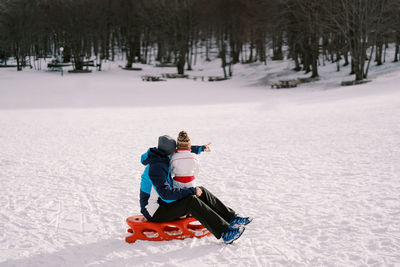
[1,0,399,81]
[324,0,389,81]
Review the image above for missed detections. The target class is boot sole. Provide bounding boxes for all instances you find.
[224,227,245,244]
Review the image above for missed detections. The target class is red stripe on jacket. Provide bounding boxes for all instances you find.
[173,176,195,183]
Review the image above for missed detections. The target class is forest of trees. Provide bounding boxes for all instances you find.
[0,0,400,81]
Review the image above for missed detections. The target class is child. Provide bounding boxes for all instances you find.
[170,131,210,189]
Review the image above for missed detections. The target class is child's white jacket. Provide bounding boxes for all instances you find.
[170,149,200,188]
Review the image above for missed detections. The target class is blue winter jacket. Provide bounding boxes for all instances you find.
[139,146,205,220]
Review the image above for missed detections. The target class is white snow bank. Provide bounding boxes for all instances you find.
[0,60,400,266]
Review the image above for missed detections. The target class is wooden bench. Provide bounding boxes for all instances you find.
[341,80,370,86]
[208,76,228,82]
[192,76,205,81]
[161,73,189,79]
[0,64,18,68]
[155,63,176,68]
[141,75,166,82]
[297,77,319,83]
[47,62,72,69]
[122,67,143,71]
[82,60,102,71]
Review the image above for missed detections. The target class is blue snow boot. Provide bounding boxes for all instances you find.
[229,215,253,229]
[221,226,245,244]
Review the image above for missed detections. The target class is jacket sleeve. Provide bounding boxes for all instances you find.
[148,163,196,201]
[191,145,206,155]
[141,148,150,165]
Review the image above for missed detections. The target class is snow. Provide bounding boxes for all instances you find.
[1,57,400,266]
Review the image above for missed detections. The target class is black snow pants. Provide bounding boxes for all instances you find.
[151,186,236,239]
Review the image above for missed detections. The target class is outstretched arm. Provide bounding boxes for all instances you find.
[203,142,211,152]
[191,143,211,154]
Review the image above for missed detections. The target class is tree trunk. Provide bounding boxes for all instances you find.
[343,50,349,66]
[63,46,71,63]
[256,38,266,63]
[125,42,135,68]
[230,40,240,64]
[205,38,211,62]
[194,41,198,65]
[142,41,148,64]
[16,57,22,71]
[157,41,164,62]
[303,49,311,74]
[186,51,192,71]
[74,57,84,71]
[394,41,399,62]
[293,54,301,71]
[272,33,283,60]
[187,41,193,70]
[364,45,375,79]
[376,42,383,66]
[219,39,227,78]
[336,51,341,72]
[310,34,319,78]
[383,39,387,63]
[248,42,254,62]
[15,43,22,71]
[354,59,363,80]
[177,46,186,75]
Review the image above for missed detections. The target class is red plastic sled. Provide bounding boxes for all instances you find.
[125,215,211,243]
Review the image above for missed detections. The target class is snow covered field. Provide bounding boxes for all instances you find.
[1,60,400,266]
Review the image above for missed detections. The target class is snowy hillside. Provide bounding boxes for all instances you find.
[1,59,400,266]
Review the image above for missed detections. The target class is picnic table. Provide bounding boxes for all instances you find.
[271,79,299,89]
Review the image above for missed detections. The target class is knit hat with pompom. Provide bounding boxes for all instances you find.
[177,131,191,150]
